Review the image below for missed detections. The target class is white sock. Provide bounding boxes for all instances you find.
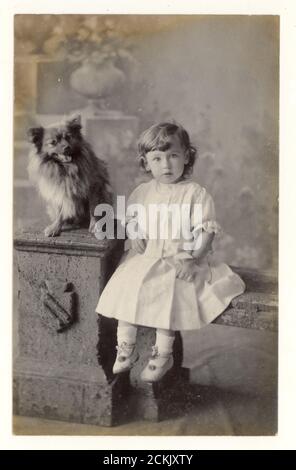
[117,324,137,346]
[155,330,175,356]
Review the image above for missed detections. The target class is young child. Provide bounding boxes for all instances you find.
[95,122,245,382]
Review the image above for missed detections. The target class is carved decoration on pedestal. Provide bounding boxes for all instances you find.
[40,280,77,333]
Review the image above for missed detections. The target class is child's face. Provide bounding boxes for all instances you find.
[144,135,189,184]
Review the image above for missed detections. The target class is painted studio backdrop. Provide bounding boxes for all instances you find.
[14,15,278,271]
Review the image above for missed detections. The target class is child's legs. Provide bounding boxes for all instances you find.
[155,328,175,355]
[113,320,138,374]
[117,320,137,345]
[117,322,175,354]
[140,328,175,382]
[157,328,175,338]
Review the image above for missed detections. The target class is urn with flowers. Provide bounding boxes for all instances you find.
[45,16,138,115]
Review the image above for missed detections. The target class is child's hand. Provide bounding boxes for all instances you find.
[175,259,198,282]
[131,238,147,254]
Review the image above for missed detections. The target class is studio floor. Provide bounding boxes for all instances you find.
[13,324,277,436]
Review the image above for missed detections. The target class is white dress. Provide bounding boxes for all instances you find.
[96,179,245,331]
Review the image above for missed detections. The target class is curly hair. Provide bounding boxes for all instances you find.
[137,122,197,178]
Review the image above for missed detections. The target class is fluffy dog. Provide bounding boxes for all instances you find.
[27,115,113,237]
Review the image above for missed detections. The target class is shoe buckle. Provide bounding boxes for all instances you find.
[148,346,159,370]
[116,342,135,363]
[151,345,159,358]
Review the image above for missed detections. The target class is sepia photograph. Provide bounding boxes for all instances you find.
[10,11,279,438]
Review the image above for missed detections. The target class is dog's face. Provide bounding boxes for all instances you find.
[28,115,83,164]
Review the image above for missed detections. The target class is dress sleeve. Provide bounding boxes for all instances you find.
[191,187,222,235]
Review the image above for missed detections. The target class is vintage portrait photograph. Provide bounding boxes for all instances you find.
[11,11,279,439]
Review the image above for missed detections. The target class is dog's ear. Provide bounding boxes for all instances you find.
[66,115,82,133]
[27,127,44,147]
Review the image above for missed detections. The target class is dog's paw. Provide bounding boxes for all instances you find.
[44,225,61,237]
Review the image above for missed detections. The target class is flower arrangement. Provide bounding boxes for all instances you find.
[43,16,137,70]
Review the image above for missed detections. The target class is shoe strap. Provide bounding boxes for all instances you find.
[116,342,135,357]
[151,345,172,360]
[149,352,172,368]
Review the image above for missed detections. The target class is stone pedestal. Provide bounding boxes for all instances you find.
[13,227,125,426]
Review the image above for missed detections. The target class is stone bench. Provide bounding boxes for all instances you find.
[13,228,277,426]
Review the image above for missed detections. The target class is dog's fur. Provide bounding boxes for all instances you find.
[28,115,113,237]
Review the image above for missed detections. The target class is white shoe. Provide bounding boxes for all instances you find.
[140,346,174,382]
[112,342,139,374]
